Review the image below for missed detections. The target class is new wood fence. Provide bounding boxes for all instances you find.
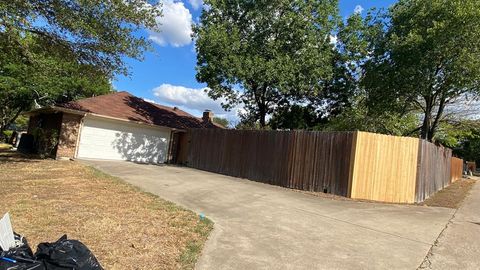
[183,129,463,203]
[451,157,463,183]
[349,132,420,203]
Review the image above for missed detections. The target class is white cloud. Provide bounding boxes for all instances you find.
[152,84,242,123]
[148,0,193,47]
[444,95,480,120]
[354,5,364,14]
[188,0,203,10]
[329,35,338,46]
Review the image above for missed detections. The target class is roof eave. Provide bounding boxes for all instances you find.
[23,106,87,116]
[85,113,186,132]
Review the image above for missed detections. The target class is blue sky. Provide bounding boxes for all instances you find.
[114,0,397,123]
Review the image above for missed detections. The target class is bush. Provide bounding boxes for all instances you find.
[32,128,59,158]
[2,130,13,143]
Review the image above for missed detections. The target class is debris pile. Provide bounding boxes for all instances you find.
[0,213,102,270]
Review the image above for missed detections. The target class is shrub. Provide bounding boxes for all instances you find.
[32,128,59,158]
[2,130,13,142]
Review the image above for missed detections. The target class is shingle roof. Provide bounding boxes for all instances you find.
[58,91,223,129]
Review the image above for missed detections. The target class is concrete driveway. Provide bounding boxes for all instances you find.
[83,160,455,270]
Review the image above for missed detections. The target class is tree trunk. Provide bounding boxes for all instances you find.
[420,96,433,140]
[0,125,6,142]
[0,108,23,142]
[427,95,447,141]
[259,110,266,128]
[256,84,268,129]
[257,98,267,128]
[420,114,430,140]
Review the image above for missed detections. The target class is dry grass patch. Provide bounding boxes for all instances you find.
[0,143,12,150]
[420,178,476,208]
[0,150,213,270]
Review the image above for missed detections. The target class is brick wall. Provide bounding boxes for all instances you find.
[56,113,83,159]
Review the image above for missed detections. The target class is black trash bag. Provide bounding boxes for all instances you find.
[5,233,35,259]
[0,233,45,270]
[34,235,103,270]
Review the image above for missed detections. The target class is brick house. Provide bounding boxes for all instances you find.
[25,91,221,163]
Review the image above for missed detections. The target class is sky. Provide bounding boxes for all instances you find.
[114,0,398,124]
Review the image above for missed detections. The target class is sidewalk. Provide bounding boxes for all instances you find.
[421,178,480,269]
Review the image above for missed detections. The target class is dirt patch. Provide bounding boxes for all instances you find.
[294,177,476,209]
[0,150,212,270]
[420,178,476,208]
[296,189,353,201]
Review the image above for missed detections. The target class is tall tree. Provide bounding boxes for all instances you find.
[0,32,111,136]
[1,0,160,76]
[213,117,229,128]
[0,0,160,136]
[271,11,382,131]
[363,0,480,141]
[194,0,339,128]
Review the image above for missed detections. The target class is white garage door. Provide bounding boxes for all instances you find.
[77,117,171,163]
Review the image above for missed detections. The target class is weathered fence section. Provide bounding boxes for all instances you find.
[287,131,355,196]
[187,129,355,196]
[415,141,452,202]
[350,132,420,203]
[187,129,293,186]
[185,129,461,203]
[450,157,464,183]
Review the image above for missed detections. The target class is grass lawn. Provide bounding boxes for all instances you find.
[0,143,12,150]
[0,150,213,270]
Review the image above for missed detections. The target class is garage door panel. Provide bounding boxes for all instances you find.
[77,118,170,163]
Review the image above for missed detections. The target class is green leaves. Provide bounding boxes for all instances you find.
[0,29,111,134]
[0,0,160,76]
[195,0,339,127]
[360,0,480,141]
[0,0,159,134]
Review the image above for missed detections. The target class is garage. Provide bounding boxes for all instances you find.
[77,117,171,163]
[25,91,221,163]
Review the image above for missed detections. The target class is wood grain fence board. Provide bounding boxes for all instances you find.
[450,157,463,183]
[415,140,452,202]
[185,129,454,203]
[186,129,354,196]
[346,131,358,197]
[349,132,420,203]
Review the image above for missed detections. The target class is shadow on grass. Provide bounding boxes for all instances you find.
[0,148,43,163]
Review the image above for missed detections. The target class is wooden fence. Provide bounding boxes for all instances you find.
[349,132,420,203]
[415,141,452,202]
[451,157,463,183]
[186,129,355,196]
[184,129,462,203]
